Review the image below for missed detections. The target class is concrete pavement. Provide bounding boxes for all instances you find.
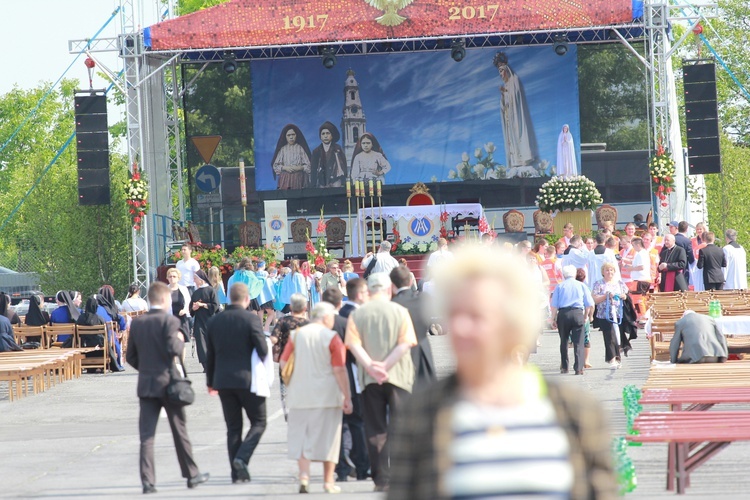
[1,329,748,498]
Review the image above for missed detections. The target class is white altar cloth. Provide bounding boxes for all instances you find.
[351,203,483,256]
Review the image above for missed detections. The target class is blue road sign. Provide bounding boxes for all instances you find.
[196,164,221,193]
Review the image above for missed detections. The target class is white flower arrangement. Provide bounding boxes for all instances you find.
[448,142,506,181]
[535,175,603,213]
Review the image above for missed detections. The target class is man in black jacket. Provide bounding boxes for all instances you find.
[127,282,208,494]
[390,265,436,386]
[322,287,370,482]
[206,283,269,484]
[698,232,727,290]
[674,221,695,282]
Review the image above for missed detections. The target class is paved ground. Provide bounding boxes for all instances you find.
[1,327,748,498]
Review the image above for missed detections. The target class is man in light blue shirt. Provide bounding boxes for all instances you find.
[551,265,594,375]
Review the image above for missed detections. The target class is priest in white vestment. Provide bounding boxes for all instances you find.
[556,124,577,177]
[723,228,747,290]
[493,52,538,171]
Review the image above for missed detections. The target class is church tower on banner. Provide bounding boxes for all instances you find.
[341,69,367,167]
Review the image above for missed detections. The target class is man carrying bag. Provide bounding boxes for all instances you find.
[127,282,209,494]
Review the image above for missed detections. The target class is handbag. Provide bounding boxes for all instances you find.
[165,319,195,406]
[281,330,297,386]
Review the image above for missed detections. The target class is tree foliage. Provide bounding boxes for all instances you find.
[578,43,650,151]
[177,0,231,16]
[0,81,133,297]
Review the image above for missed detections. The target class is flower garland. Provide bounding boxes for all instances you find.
[126,164,148,231]
[648,142,676,206]
[536,175,603,213]
[306,209,336,269]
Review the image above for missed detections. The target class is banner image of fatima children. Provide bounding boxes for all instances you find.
[252,45,581,191]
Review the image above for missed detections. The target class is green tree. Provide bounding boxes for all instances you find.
[177,0,231,16]
[578,43,650,151]
[0,81,133,296]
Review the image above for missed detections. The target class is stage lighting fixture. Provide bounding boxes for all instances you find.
[222,53,237,74]
[553,36,569,56]
[321,48,337,69]
[451,40,465,62]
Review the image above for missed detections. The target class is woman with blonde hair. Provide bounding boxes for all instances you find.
[592,261,630,368]
[388,245,615,499]
[342,260,359,282]
[280,301,352,493]
[207,265,227,308]
[166,267,192,339]
[690,222,707,291]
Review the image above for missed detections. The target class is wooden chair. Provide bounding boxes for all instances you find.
[238,221,262,248]
[45,324,77,348]
[326,217,347,256]
[76,325,110,374]
[452,198,480,234]
[595,204,618,230]
[502,209,525,233]
[406,182,435,206]
[12,326,45,349]
[187,222,202,245]
[532,209,554,236]
[290,218,312,243]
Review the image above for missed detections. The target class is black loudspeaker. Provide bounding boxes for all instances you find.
[683,63,721,175]
[75,92,110,205]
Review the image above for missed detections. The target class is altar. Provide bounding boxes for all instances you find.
[351,203,484,256]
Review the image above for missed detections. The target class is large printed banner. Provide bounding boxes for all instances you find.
[145,0,634,50]
[253,45,580,191]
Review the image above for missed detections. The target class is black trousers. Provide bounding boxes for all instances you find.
[218,389,266,480]
[335,393,370,479]
[600,321,620,363]
[139,396,199,486]
[705,282,725,291]
[362,383,409,487]
[557,308,585,372]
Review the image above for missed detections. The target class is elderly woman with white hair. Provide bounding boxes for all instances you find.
[387,245,616,499]
[280,301,353,494]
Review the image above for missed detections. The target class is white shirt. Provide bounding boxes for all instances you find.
[175,258,200,288]
[724,243,748,290]
[362,252,400,275]
[426,248,454,268]
[121,296,149,313]
[631,249,652,282]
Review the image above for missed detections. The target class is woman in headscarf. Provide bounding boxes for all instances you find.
[311,121,347,188]
[0,292,21,326]
[76,295,124,372]
[556,124,577,177]
[190,269,220,371]
[0,308,21,352]
[97,286,127,368]
[24,294,49,343]
[50,290,81,344]
[350,132,391,183]
[272,124,312,190]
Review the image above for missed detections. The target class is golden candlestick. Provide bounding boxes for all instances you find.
[346,180,353,256]
[369,181,376,253]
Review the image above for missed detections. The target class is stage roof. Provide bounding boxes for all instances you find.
[144,0,644,53]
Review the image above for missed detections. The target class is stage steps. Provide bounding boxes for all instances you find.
[345,254,428,282]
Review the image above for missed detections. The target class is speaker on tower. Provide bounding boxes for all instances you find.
[683,62,721,175]
[75,91,110,205]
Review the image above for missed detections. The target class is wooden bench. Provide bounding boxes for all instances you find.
[0,350,85,401]
[629,411,750,494]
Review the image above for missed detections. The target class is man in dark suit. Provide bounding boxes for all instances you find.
[340,278,368,319]
[658,234,688,292]
[322,287,370,482]
[126,282,208,494]
[390,265,436,386]
[697,231,727,290]
[206,283,269,484]
[674,221,695,282]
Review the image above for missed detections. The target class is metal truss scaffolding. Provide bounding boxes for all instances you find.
[73,0,720,286]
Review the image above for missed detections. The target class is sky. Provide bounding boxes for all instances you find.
[253,45,581,191]
[0,1,165,94]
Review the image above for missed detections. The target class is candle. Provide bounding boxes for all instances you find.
[369,179,374,196]
[239,158,247,207]
[346,179,351,198]
[376,180,382,197]
[354,180,360,198]
[359,180,364,197]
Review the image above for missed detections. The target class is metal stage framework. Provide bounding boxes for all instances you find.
[70,0,718,290]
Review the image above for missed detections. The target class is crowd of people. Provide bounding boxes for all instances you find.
[523,218,747,375]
